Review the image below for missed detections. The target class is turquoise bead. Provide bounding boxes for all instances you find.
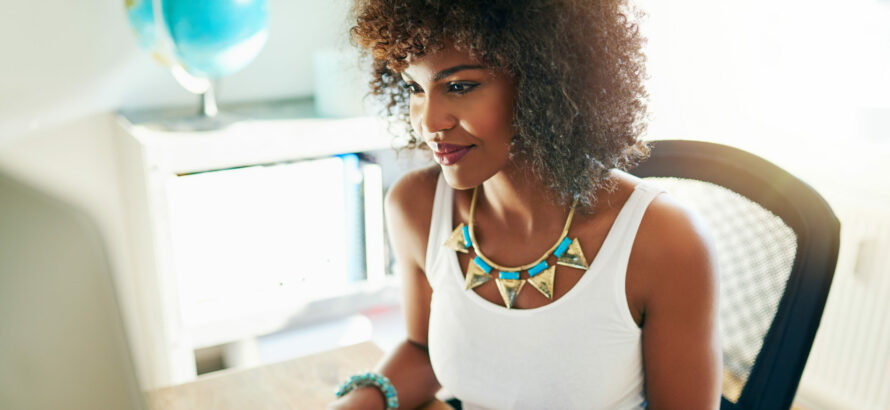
[474,256,492,274]
[554,237,572,258]
[528,261,549,276]
[499,271,519,280]
[462,225,473,248]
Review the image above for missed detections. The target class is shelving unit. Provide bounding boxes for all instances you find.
[113,98,401,388]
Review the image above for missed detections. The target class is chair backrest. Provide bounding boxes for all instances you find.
[630,140,840,409]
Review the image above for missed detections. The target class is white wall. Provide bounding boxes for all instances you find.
[639,0,890,146]
[638,0,890,208]
[0,0,353,143]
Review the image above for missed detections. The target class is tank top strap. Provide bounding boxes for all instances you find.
[603,181,665,264]
[597,181,665,316]
[424,171,454,285]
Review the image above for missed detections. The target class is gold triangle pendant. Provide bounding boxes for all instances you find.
[528,264,557,299]
[465,259,492,290]
[556,238,589,270]
[444,223,470,254]
[495,278,525,309]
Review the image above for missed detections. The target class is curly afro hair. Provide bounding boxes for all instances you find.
[350,0,650,208]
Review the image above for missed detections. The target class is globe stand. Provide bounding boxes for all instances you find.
[201,85,219,117]
[156,82,241,132]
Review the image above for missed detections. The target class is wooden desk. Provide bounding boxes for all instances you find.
[146,341,814,409]
[146,342,451,410]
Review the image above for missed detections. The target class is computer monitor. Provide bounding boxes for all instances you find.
[0,170,146,410]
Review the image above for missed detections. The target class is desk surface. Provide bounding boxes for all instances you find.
[146,341,814,409]
[146,342,450,410]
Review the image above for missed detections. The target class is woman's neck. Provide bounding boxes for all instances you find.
[477,162,569,237]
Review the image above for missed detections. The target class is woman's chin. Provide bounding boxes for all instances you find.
[440,167,482,191]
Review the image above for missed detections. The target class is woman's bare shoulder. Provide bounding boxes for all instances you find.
[630,176,719,312]
[639,188,715,270]
[386,164,441,223]
[384,164,442,268]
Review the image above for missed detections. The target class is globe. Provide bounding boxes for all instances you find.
[124,0,269,127]
[161,0,269,79]
[125,0,211,95]
[125,0,161,56]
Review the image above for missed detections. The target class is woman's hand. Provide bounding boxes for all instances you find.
[327,386,386,410]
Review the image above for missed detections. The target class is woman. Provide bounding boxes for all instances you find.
[331,1,721,409]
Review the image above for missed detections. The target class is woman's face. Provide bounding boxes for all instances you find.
[401,47,517,190]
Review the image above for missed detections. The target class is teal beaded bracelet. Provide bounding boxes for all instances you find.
[335,371,399,409]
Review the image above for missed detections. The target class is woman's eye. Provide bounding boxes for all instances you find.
[447,82,478,94]
[403,82,423,94]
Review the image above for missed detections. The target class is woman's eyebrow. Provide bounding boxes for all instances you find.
[434,64,484,82]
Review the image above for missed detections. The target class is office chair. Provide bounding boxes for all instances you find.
[631,140,840,409]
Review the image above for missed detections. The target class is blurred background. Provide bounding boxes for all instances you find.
[0,0,887,408]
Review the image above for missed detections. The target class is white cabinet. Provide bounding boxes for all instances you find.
[113,99,399,387]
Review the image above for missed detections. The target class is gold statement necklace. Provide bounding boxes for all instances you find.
[443,187,590,309]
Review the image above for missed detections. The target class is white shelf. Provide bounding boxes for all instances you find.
[117,99,394,174]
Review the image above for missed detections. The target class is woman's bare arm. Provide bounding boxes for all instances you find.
[634,195,722,409]
[329,167,442,409]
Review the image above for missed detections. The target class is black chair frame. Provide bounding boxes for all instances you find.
[632,140,840,409]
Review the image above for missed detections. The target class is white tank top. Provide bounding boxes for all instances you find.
[424,172,664,410]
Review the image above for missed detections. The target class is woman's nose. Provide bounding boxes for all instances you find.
[417,96,457,137]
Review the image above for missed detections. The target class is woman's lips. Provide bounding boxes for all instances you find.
[429,142,474,165]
